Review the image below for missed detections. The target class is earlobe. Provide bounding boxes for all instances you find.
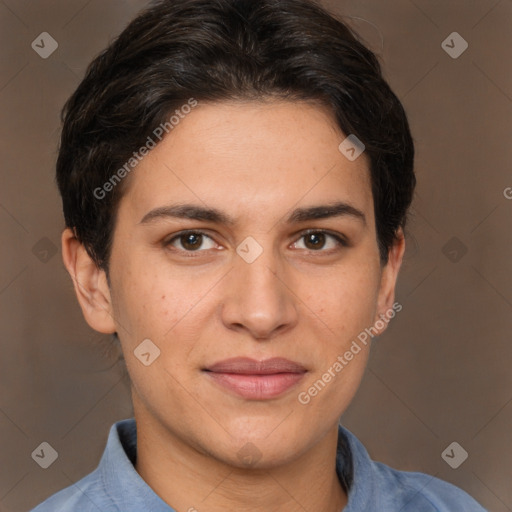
[373,229,406,335]
[61,228,117,334]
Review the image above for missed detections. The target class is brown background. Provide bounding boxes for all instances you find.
[1,1,511,511]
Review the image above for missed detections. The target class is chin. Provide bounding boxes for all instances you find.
[201,423,310,469]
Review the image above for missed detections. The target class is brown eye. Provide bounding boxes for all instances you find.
[180,233,203,250]
[292,230,347,252]
[166,231,217,252]
[304,232,326,250]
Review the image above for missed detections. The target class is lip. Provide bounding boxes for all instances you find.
[203,357,307,400]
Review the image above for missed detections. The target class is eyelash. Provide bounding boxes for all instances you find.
[163,229,349,256]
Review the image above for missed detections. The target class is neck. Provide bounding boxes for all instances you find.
[133,411,347,512]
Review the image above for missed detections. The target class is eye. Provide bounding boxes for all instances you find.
[165,231,218,252]
[292,230,347,251]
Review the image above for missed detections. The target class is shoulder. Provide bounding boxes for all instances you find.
[338,425,487,512]
[29,468,117,512]
[30,419,137,511]
[373,461,488,511]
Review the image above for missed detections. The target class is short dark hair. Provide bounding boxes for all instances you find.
[56,0,415,269]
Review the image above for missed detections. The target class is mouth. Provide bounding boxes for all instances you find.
[203,357,307,400]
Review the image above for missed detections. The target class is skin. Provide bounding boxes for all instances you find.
[62,100,405,512]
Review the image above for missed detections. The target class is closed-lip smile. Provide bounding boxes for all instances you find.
[203,357,307,400]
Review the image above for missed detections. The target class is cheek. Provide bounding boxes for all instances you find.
[301,264,381,338]
[109,259,176,342]
[297,272,377,414]
[111,258,218,350]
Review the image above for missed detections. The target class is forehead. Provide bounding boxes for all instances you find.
[118,100,374,226]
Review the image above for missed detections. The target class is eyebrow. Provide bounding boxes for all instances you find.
[139,201,366,226]
[286,202,366,225]
[139,204,235,225]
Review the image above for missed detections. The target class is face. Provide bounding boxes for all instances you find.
[66,100,404,468]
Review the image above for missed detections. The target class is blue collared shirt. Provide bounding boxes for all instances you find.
[31,418,487,511]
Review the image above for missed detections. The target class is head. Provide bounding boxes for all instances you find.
[60,0,414,469]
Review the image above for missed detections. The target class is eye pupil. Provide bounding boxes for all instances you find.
[182,233,202,250]
[305,233,325,250]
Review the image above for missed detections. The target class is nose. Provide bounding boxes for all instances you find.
[220,241,299,340]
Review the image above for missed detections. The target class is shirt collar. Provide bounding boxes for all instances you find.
[99,418,172,510]
[100,418,369,510]
[337,424,377,511]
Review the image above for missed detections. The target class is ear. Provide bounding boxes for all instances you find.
[372,228,406,335]
[61,228,117,334]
